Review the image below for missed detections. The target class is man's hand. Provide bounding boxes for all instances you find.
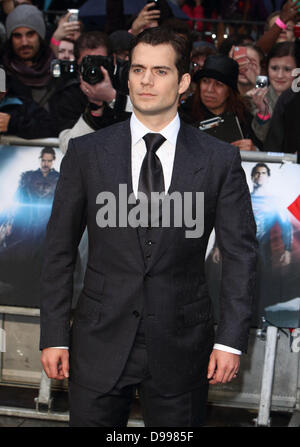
[231,139,257,151]
[131,3,160,36]
[212,246,221,264]
[52,12,81,42]
[280,249,291,266]
[207,349,240,385]
[80,67,116,105]
[280,0,299,24]
[41,348,69,380]
[0,112,10,133]
[246,86,270,117]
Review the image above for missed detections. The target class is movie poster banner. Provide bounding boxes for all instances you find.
[206,160,300,327]
[0,145,63,307]
[0,148,300,320]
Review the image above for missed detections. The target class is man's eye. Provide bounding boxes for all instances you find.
[157,69,167,75]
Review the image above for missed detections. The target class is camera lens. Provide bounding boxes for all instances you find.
[84,66,103,85]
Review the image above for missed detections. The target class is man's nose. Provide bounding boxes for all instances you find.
[141,69,154,85]
[20,35,29,46]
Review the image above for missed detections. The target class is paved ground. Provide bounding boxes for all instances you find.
[0,385,293,427]
[0,408,292,428]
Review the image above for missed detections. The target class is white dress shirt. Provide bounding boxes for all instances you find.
[55,112,241,356]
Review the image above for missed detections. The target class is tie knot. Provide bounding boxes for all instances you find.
[143,133,166,154]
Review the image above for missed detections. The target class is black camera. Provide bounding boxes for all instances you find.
[79,55,129,94]
[255,75,268,89]
[79,55,115,85]
[51,59,77,78]
[147,0,160,10]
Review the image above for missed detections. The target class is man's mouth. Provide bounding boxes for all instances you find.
[139,93,155,96]
[19,46,33,53]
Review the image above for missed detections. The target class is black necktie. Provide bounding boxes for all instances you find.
[138,133,166,226]
[138,133,166,197]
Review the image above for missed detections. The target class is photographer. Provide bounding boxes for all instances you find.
[59,30,131,154]
[247,41,297,145]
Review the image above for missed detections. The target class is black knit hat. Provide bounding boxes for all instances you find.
[193,54,239,91]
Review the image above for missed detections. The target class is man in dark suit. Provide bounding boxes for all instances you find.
[40,27,257,427]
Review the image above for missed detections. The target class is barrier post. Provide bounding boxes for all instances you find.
[34,370,53,412]
[254,326,279,426]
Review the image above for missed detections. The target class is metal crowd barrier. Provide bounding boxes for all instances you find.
[0,135,59,148]
[0,137,299,426]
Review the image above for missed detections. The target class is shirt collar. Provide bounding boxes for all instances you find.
[130,112,180,147]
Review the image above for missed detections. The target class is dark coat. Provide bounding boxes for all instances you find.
[6,74,87,136]
[40,118,257,396]
[0,94,58,139]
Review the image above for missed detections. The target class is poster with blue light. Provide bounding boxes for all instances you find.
[206,160,300,327]
[0,145,63,307]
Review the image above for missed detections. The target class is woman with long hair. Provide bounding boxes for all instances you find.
[180,54,262,150]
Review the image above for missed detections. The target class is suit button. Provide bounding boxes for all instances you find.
[145,240,154,246]
[132,310,140,318]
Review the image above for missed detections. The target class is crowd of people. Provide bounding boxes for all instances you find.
[0,0,299,154]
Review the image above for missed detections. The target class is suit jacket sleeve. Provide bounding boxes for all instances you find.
[214,147,258,352]
[39,139,87,349]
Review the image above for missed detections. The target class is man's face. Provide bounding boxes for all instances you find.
[114,50,129,61]
[238,47,261,86]
[11,27,40,62]
[77,46,107,65]
[40,153,54,175]
[58,40,75,61]
[252,166,269,187]
[128,43,190,123]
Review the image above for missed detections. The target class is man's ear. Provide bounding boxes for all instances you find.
[178,73,191,95]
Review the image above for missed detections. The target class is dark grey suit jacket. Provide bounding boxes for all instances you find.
[40,119,257,396]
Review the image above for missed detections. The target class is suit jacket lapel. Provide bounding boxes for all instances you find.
[94,119,145,269]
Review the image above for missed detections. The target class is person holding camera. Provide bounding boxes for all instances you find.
[229,44,265,96]
[180,54,262,151]
[59,30,131,154]
[49,10,82,58]
[255,0,299,54]
[246,41,297,146]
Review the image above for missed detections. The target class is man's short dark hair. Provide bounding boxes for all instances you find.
[129,27,191,81]
[74,31,111,62]
[40,147,56,160]
[251,163,271,178]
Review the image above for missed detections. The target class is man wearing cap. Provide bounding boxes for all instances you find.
[0,4,64,136]
[2,5,53,93]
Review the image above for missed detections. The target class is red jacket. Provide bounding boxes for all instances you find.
[181,4,204,31]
